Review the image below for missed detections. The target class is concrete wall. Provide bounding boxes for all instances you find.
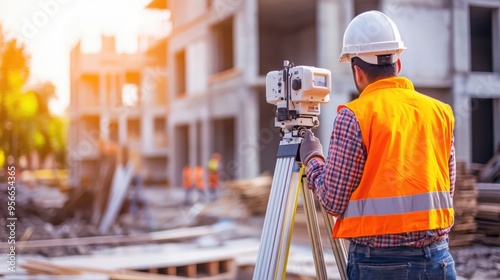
[165,0,500,186]
[69,36,169,186]
[168,0,260,185]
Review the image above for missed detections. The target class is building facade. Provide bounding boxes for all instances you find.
[160,0,500,186]
[68,36,168,186]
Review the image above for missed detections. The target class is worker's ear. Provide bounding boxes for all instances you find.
[396,59,402,74]
[353,65,362,84]
[354,65,368,84]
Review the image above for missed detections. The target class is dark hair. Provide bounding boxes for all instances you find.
[351,57,397,83]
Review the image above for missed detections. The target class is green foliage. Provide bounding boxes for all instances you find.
[0,25,67,168]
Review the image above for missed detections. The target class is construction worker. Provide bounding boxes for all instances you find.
[208,153,221,201]
[182,166,193,205]
[300,11,456,279]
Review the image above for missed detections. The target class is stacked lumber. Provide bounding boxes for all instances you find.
[449,162,478,247]
[16,238,258,280]
[21,258,237,280]
[475,183,500,246]
[225,174,272,215]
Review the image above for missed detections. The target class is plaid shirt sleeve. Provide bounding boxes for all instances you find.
[306,108,366,217]
[449,136,456,198]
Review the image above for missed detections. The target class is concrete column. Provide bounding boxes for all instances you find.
[237,88,259,179]
[317,0,354,147]
[453,0,469,73]
[241,0,258,83]
[494,99,500,152]
[99,73,106,109]
[167,119,176,186]
[118,114,127,146]
[494,8,500,73]
[141,112,152,154]
[100,115,109,140]
[189,121,198,167]
[119,72,126,106]
[109,73,116,109]
[201,118,211,186]
[452,75,472,165]
[452,1,472,165]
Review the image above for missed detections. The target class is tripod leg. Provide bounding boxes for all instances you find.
[300,173,329,279]
[253,156,302,280]
[320,207,349,280]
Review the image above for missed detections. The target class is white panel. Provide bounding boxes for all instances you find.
[387,7,452,86]
[186,40,208,95]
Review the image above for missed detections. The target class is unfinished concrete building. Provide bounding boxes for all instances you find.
[160,0,500,186]
[68,36,168,187]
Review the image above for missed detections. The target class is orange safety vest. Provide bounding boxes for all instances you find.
[334,77,455,238]
[182,167,192,189]
[193,166,204,190]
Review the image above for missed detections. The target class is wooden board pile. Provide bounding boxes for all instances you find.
[475,183,500,246]
[19,258,236,280]
[224,174,273,215]
[449,162,478,247]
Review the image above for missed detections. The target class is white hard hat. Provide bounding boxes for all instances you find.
[339,11,406,64]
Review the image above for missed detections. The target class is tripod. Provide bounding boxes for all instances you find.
[253,130,348,280]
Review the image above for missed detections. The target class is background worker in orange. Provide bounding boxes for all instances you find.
[182,166,193,205]
[300,11,457,279]
[208,153,221,201]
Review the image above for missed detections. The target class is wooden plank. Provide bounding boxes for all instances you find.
[46,238,258,272]
[148,268,158,274]
[91,156,116,226]
[5,274,108,280]
[219,259,233,273]
[2,226,216,250]
[479,150,500,182]
[451,222,477,232]
[21,259,83,275]
[22,259,188,280]
[166,267,176,276]
[170,264,196,278]
[481,236,500,246]
[99,163,135,234]
[196,261,219,276]
[476,203,500,220]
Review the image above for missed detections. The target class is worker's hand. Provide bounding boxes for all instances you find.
[300,130,324,165]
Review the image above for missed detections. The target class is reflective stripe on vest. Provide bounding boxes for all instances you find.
[343,191,453,218]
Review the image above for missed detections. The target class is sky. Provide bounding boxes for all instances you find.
[0,0,169,115]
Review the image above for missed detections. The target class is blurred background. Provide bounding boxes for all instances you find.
[1,0,500,279]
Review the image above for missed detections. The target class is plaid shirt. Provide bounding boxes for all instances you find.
[307,108,456,248]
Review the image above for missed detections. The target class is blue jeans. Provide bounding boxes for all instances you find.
[347,239,456,280]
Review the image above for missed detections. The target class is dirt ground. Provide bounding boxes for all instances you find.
[1,183,499,279]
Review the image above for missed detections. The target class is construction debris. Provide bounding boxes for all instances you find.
[0,184,99,257]
[225,173,272,215]
[0,225,219,250]
[478,145,500,183]
[449,162,478,247]
[475,183,500,246]
[451,244,500,279]
[16,238,258,280]
[21,258,237,280]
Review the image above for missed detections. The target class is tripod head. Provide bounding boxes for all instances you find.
[266,60,331,137]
